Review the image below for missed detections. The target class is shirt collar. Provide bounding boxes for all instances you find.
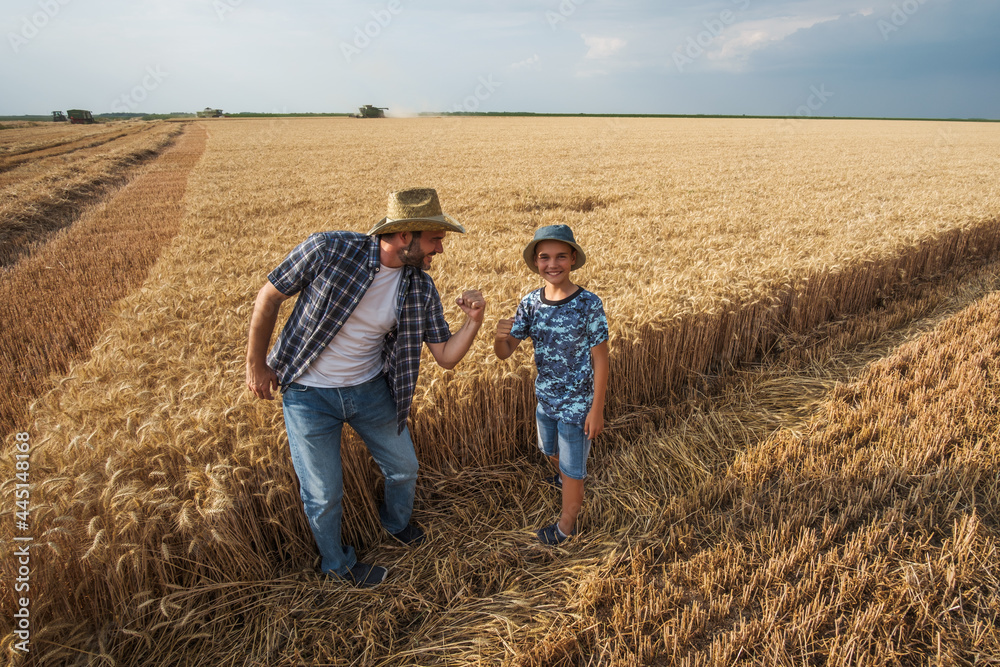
[368,233,421,280]
[367,235,381,271]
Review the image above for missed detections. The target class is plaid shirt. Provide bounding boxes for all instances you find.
[267,232,452,433]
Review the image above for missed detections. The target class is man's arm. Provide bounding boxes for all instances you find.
[584,340,609,439]
[426,289,486,370]
[246,281,291,400]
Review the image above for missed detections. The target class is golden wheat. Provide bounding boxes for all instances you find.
[0,120,184,266]
[2,117,999,665]
[0,124,206,434]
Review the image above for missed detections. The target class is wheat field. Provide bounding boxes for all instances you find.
[0,120,184,266]
[1,117,999,665]
[0,122,203,436]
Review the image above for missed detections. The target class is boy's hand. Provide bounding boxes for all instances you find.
[495,317,514,340]
[493,317,521,360]
[456,289,486,323]
[584,407,604,440]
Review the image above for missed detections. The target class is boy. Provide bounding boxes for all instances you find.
[494,224,609,545]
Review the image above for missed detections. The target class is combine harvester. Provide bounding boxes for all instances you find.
[66,109,94,124]
[351,104,388,118]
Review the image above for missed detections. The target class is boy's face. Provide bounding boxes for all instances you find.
[533,239,576,285]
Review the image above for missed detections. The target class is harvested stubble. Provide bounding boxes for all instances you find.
[2,117,1000,664]
[8,267,997,665]
[0,123,207,434]
[569,285,1000,666]
[0,120,184,266]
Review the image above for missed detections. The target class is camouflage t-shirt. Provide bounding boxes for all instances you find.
[510,287,609,424]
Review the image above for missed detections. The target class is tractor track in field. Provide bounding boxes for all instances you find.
[0,123,157,173]
[601,249,1000,492]
[0,123,207,434]
[0,122,186,267]
[0,124,169,188]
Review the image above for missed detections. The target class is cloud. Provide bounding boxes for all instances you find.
[582,34,626,59]
[708,14,840,71]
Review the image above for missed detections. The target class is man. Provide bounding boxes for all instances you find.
[246,188,485,587]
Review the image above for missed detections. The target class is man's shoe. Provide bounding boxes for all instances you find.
[333,562,388,588]
[391,523,426,546]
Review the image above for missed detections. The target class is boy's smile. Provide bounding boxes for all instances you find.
[533,239,577,294]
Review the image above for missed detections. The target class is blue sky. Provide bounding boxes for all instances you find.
[3,0,998,118]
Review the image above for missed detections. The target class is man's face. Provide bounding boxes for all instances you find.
[398,231,446,270]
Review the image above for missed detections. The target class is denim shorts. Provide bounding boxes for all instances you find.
[535,404,591,480]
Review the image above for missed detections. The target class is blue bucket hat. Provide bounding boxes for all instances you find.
[522,224,586,273]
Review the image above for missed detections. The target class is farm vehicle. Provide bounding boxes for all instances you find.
[66,109,94,124]
[353,105,388,118]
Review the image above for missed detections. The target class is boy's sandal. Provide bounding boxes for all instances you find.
[544,474,562,489]
[537,522,576,545]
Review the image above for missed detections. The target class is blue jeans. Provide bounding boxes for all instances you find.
[281,374,418,576]
[536,404,591,480]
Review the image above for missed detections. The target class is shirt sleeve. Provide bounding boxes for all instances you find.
[587,295,609,348]
[267,233,327,297]
[508,294,532,340]
[422,276,452,345]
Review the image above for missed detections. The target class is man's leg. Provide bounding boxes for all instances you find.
[345,376,419,536]
[281,382,355,576]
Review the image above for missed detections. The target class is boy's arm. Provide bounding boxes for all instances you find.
[494,317,523,360]
[585,340,609,439]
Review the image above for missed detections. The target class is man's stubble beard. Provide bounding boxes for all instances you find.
[398,236,432,270]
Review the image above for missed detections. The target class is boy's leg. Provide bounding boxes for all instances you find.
[537,404,559,462]
[536,405,563,486]
[556,419,592,535]
[559,477,585,535]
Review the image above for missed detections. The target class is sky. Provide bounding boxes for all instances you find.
[2,0,999,118]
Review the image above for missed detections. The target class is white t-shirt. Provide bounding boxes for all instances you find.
[294,264,403,387]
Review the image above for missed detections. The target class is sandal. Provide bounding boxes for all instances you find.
[544,474,562,489]
[537,522,576,545]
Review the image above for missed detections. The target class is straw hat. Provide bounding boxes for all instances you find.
[522,224,586,273]
[367,188,466,235]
